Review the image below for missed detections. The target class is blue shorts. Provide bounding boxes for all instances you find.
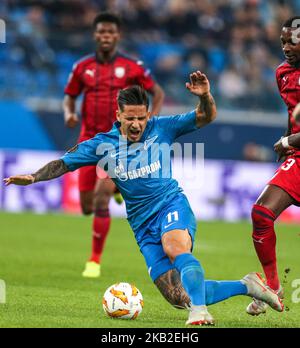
[134,193,197,282]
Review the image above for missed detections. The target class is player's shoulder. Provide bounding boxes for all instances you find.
[116,52,145,67]
[94,124,120,142]
[151,115,173,129]
[155,110,196,123]
[276,61,291,76]
[72,53,96,70]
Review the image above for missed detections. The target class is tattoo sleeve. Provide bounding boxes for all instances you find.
[196,92,217,126]
[154,269,190,309]
[32,160,69,183]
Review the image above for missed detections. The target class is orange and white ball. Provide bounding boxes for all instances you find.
[102,282,144,320]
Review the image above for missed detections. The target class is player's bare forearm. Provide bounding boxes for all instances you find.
[63,95,76,117]
[280,103,300,143]
[3,160,69,186]
[286,133,300,149]
[154,269,190,309]
[63,95,79,127]
[149,83,165,116]
[195,92,217,127]
[292,102,300,124]
[185,71,217,127]
[273,133,300,161]
[32,160,69,183]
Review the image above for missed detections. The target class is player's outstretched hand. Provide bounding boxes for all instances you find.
[3,175,35,186]
[186,71,210,97]
[65,113,80,128]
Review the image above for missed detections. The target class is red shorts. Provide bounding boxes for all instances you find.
[268,155,300,203]
[78,166,109,192]
[78,133,109,192]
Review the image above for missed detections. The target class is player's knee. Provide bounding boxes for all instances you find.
[162,234,191,262]
[251,205,260,225]
[252,205,268,225]
[81,203,93,215]
[164,244,185,263]
[163,240,191,263]
[80,192,94,215]
[251,204,275,237]
[93,193,110,211]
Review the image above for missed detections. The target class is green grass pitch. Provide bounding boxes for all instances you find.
[0,212,299,328]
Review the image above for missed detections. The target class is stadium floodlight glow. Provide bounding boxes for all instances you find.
[0,19,5,43]
[0,279,6,304]
[291,19,300,45]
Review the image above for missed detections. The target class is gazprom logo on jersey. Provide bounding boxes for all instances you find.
[0,19,6,43]
[114,159,161,181]
[291,19,300,45]
[95,136,204,188]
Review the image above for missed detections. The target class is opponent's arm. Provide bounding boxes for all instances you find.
[3,160,69,186]
[284,133,300,148]
[63,95,80,128]
[292,102,300,123]
[149,83,165,117]
[185,71,217,128]
[280,103,300,149]
[274,103,300,161]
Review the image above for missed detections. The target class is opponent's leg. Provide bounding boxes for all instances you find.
[252,185,294,290]
[78,165,104,278]
[88,178,115,266]
[247,184,294,315]
[81,189,103,277]
[78,165,98,215]
[80,190,94,215]
[78,166,102,278]
[83,178,114,278]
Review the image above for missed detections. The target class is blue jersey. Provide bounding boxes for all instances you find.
[61,110,198,231]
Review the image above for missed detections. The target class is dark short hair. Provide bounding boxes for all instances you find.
[282,16,300,28]
[93,12,121,30]
[117,85,149,112]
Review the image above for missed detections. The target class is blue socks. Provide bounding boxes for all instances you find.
[205,280,247,305]
[174,253,206,306]
[174,253,247,306]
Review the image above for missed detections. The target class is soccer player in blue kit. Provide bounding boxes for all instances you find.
[4,71,283,326]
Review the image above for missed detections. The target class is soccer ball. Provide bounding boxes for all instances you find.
[102,282,144,319]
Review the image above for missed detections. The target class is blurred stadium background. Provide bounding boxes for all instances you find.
[1,0,300,222]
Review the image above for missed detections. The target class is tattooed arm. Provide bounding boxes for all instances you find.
[3,160,69,186]
[185,70,217,128]
[32,160,69,183]
[195,92,217,128]
[154,269,190,309]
